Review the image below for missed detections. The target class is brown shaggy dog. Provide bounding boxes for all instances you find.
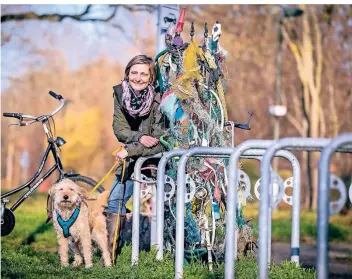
[49,179,111,268]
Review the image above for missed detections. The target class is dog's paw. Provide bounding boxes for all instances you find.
[60,263,69,268]
[73,259,83,267]
[104,262,112,267]
[85,263,93,269]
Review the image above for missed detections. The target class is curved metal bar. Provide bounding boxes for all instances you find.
[240,149,301,264]
[258,137,344,279]
[317,134,352,279]
[156,149,188,260]
[175,147,234,279]
[225,140,276,279]
[132,153,163,264]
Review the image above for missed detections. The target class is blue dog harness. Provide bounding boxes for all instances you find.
[56,205,81,238]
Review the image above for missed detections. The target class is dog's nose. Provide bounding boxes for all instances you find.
[63,195,69,200]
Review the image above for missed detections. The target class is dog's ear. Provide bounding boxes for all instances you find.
[46,184,57,223]
[76,185,88,199]
[48,182,58,197]
[48,187,54,197]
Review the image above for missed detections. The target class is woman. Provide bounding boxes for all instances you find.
[104,55,164,258]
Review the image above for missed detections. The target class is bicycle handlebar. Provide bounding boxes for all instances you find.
[225,110,253,131]
[49,90,63,100]
[3,91,65,123]
[3,113,22,120]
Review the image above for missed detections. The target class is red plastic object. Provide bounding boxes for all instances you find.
[175,7,186,33]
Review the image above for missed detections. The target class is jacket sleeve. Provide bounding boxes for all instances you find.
[112,94,144,143]
[125,142,163,157]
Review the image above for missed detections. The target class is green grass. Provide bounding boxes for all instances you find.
[1,193,317,278]
[1,245,316,279]
[243,203,352,243]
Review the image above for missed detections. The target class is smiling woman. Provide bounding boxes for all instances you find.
[103,54,165,262]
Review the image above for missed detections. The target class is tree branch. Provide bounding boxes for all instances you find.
[328,84,339,136]
[1,4,156,23]
[286,112,305,136]
[312,8,323,97]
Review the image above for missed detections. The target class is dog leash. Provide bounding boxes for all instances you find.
[90,142,126,194]
[111,157,126,265]
[89,142,127,265]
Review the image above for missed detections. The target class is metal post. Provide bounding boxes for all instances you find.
[272,17,283,173]
[271,7,304,171]
[151,184,157,246]
[156,150,188,260]
[132,153,163,264]
[317,134,352,279]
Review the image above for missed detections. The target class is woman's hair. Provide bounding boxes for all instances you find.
[124,55,157,85]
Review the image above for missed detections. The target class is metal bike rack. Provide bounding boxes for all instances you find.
[156,149,189,261]
[175,147,234,279]
[132,150,222,264]
[174,146,299,279]
[155,148,298,261]
[317,133,352,279]
[228,149,299,261]
[155,149,244,262]
[225,140,302,279]
[258,137,352,279]
[132,153,163,264]
[155,149,244,261]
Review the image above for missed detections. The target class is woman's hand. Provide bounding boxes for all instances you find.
[115,149,128,160]
[139,135,159,147]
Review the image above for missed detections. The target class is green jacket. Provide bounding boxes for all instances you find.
[112,84,165,179]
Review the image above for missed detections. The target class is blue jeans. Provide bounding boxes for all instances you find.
[105,176,134,215]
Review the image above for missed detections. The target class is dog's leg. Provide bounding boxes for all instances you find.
[81,231,93,268]
[58,237,69,267]
[92,216,112,267]
[72,241,84,267]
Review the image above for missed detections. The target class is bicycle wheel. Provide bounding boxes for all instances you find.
[65,174,105,193]
[1,208,16,237]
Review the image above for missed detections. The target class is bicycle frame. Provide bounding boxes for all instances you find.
[1,139,64,212]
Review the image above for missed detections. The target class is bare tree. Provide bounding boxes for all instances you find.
[1,5,156,27]
[281,4,352,209]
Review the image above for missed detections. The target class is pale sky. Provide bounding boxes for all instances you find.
[1,4,159,91]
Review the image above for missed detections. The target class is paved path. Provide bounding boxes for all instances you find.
[272,243,352,278]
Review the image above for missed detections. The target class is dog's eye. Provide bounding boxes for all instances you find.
[59,188,63,191]
[70,188,74,191]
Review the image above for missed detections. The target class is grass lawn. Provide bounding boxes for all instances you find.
[0,193,328,278]
[243,202,352,243]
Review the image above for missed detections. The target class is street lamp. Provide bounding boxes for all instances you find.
[271,6,303,172]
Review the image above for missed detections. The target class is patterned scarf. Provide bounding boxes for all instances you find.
[121,80,155,118]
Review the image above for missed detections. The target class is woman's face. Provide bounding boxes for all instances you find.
[128,64,150,92]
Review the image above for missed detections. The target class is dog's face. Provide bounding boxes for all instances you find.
[50,179,83,209]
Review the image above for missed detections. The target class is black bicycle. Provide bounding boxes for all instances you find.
[1,91,105,236]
